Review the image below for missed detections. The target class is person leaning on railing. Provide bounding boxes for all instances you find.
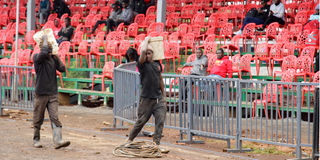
[32,34,70,149]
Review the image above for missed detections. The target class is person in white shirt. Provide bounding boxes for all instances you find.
[308,4,320,23]
[258,0,285,31]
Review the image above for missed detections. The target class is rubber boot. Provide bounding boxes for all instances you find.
[33,128,42,148]
[52,123,70,149]
[156,144,170,154]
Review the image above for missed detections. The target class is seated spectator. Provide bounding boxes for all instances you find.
[308,4,320,23]
[182,48,208,76]
[257,0,285,31]
[91,1,122,34]
[38,0,51,25]
[208,48,233,78]
[53,0,71,18]
[118,0,134,25]
[53,18,62,39]
[57,17,74,45]
[130,0,155,16]
[235,0,270,35]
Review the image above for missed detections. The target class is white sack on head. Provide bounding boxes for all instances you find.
[139,36,150,55]
[138,36,164,60]
[33,28,59,55]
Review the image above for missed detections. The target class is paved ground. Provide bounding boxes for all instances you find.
[0,105,297,160]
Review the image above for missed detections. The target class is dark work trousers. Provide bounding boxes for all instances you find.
[128,97,166,145]
[262,15,285,28]
[33,94,62,140]
[92,19,118,33]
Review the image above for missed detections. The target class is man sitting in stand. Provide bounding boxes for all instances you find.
[257,0,285,31]
[208,48,233,78]
[182,48,208,76]
[91,1,123,34]
[118,0,134,25]
[56,17,74,45]
[235,0,270,35]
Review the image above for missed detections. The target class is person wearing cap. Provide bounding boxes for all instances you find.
[257,0,285,31]
[32,34,70,149]
[308,4,320,23]
[235,0,270,35]
[91,1,123,34]
[127,37,168,153]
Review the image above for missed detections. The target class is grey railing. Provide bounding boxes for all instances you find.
[0,65,35,115]
[113,64,320,159]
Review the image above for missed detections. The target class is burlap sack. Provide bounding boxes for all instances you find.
[139,36,164,60]
[33,28,59,55]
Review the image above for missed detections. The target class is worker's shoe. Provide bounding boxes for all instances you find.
[52,123,70,149]
[157,145,170,154]
[257,28,264,32]
[33,128,43,148]
[33,140,43,148]
[234,30,242,35]
[125,138,133,144]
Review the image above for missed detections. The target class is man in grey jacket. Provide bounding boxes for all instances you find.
[91,1,123,34]
[182,48,208,76]
[118,0,134,25]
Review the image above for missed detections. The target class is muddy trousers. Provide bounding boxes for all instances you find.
[128,97,166,145]
[33,94,62,141]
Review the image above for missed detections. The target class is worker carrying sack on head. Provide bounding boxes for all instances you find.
[32,29,70,149]
[126,36,169,153]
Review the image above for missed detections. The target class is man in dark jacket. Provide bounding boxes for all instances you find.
[130,0,155,16]
[235,0,270,35]
[57,17,74,45]
[32,34,70,149]
[53,0,71,18]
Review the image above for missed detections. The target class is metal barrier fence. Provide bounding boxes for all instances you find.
[313,87,320,160]
[0,65,35,115]
[113,63,320,159]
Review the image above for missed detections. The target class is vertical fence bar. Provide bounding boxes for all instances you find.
[113,69,118,128]
[0,66,2,116]
[178,77,183,140]
[313,86,320,160]
[225,80,231,148]
[187,77,193,142]
[296,84,302,159]
[236,80,242,150]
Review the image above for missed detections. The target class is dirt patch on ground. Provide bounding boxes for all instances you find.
[0,105,307,160]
